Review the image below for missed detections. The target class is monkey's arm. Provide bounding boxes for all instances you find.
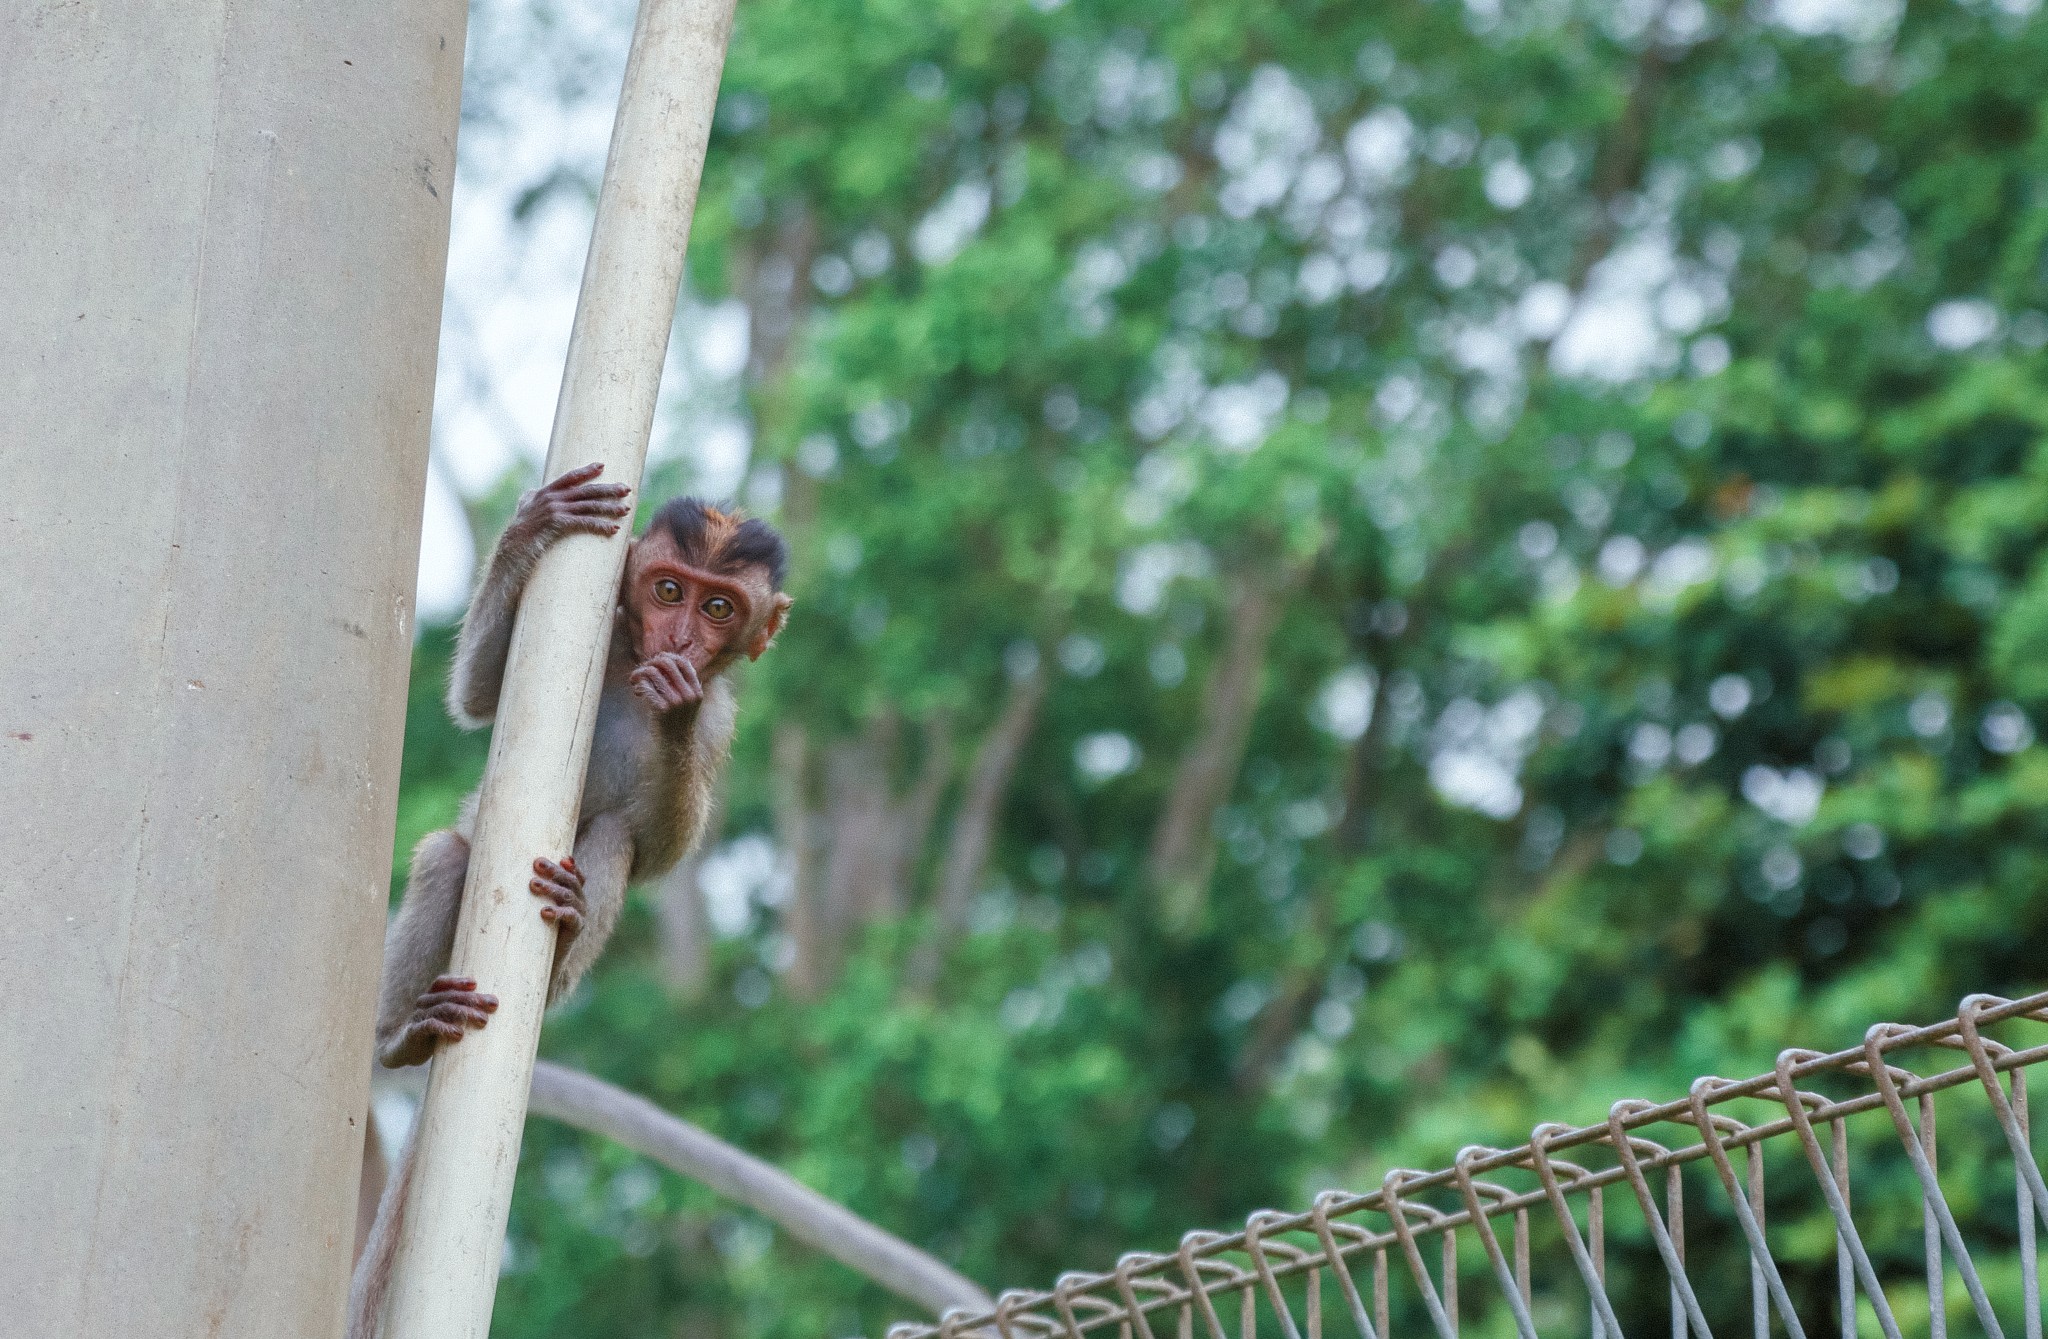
[446,463,633,728]
[548,811,635,1004]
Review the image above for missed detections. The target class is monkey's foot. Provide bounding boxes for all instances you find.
[531,856,586,944]
[379,975,498,1068]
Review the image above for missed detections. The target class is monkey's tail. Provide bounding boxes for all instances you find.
[346,1115,419,1339]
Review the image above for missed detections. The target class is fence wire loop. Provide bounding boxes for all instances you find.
[1528,1124,1626,1339]
[1111,1252,1184,1339]
[1381,1169,1459,1339]
[1606,1105,1715,1339]
[1308,1189,1381,1339]
[1451,1147,1539,1339]
[1245,1210,1310,1339]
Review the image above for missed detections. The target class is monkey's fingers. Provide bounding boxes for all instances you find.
[634,668,682,710]
[555,482,633,504]
[426,974,480,993]
[532,858,587,939]
[399,1023,468,1056]
[406,1016,470,1048]
[664,656,702,705]
[539,903,585,938]
[532,856,585,895]
[557,501,633,523]
[641,653,698,704]
[423,1000,495,1031]
[629,665,679,710]
[415,984,499,1012]
[546,462,608,488]
[646,656,684,695]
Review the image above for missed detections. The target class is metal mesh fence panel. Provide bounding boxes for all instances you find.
[880,992,2048,1339]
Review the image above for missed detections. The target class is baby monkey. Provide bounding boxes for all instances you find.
[376,463,789,1065]
[350,463,789,1337]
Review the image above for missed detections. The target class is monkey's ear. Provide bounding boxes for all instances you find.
[747,593,793,660]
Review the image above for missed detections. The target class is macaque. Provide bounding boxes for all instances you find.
[348,463,789,1338]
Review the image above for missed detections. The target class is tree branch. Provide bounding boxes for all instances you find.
[1567,40,1670,289]
[526,1062,992,1319]
[908,662,1047,989]
[370,1063,990,1319]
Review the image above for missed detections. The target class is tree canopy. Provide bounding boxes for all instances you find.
[397,0,2048,1334]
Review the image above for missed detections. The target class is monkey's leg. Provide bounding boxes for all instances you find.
[540,812,635,1003]
[375,830,498,1068]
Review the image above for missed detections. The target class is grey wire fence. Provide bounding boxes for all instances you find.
[883,992,2048,1339]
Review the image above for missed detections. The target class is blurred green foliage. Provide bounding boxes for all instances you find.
[403,0,2048,1334]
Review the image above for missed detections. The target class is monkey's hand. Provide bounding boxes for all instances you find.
[507,462,634,549]
[531,856,588,956]
[628,651,702,712]
[379,975,498,1068]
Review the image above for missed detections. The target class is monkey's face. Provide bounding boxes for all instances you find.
[623,531,784,679]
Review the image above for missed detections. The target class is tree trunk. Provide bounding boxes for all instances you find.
[909,663,1047,988]
[740,205,816,391]
[821,719,903,930]
[1565,7,1680,290]
[1149,564,1300,930]
[890,715,955,911]
[818,712,956,944]
[654,794,721,1001]
[774,722,826,998]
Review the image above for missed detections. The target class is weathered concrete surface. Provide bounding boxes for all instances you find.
[0,4,466,1335]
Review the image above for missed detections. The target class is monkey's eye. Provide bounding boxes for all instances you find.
[652,578,685,605]
[703,595,736,621]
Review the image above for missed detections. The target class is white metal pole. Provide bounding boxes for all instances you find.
[379,0,738,1333]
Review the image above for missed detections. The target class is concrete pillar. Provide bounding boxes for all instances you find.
[0,4,466,1337]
